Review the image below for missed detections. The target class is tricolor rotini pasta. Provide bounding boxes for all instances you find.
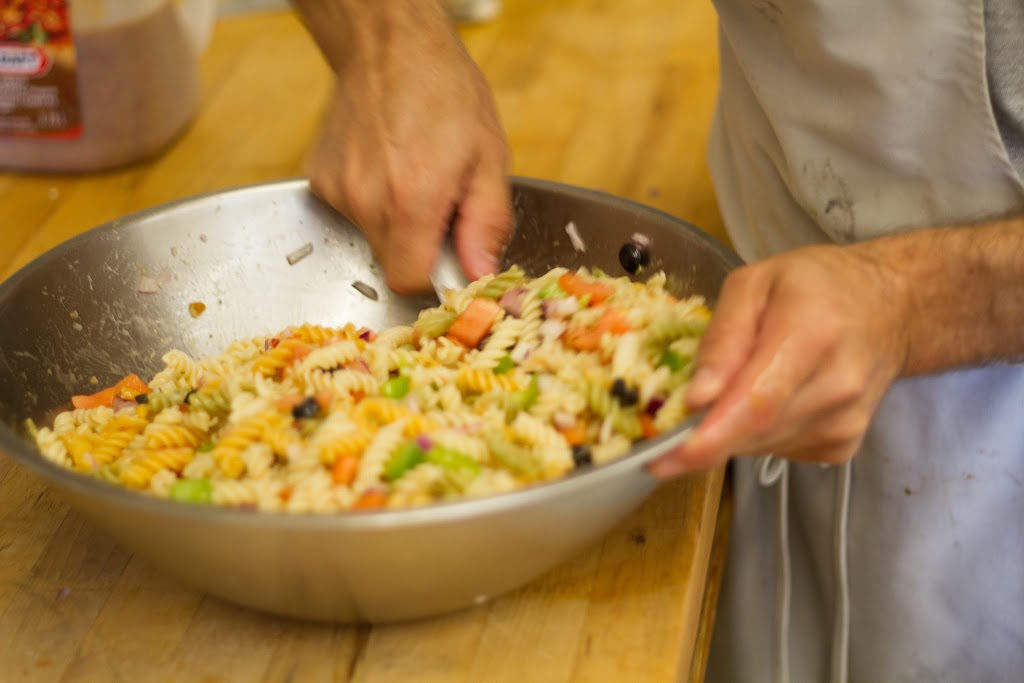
[28,266,710,512]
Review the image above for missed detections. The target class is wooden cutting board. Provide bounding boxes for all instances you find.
[0,2,730,680]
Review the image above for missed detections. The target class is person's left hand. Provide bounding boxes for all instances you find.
[649,241,910,478]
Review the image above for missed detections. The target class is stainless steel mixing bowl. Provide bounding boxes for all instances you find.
[0,178,741,623]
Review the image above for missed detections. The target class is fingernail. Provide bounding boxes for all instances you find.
[649,457,687,480]
[687,367,722,403]
[469,248,498,278]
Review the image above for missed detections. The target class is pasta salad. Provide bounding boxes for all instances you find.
[30,266,710,512]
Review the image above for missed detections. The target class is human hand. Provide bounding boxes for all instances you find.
[302,1,512,294]
[650,242,910,477]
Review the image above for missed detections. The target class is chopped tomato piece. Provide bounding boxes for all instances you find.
[558,272,614,306]
[447,297,503,349]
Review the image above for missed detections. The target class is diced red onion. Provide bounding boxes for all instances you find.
[509,343,532,363]
[499,287,527,318]
[346,359,372,374]
[538,319,566,341]
[645,397,665,416]
[541,297,579,320]
[630,232,652,249]
[111,396,136,412]
[358,327,374,341]
[416,434,434,451]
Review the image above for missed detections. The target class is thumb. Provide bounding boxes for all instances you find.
[451,160,514,280]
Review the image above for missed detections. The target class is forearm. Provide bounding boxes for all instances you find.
[860,214,1024,375]
[289,0,456,72]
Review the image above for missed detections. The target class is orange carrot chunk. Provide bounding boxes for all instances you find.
[593,308,632,335]
[563,328,601,352]
[331,456,360,486]
[639,414,659,439]
[352,488,389,510]
[558,272,614,306]
[557,422,587,446]
[447,297,503,349]
[274,394,304,412]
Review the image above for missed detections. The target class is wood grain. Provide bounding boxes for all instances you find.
[0,2,727,680]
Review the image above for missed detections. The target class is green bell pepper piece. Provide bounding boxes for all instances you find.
[381,375,411,399]
[427,446,481,476]
[170,478,213,504]
[382,441,426,481]
[494,355,516,375]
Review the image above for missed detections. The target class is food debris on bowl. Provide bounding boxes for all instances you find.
[352,280,379,301]
[565,221,586,252]
[188,302,206,318]
[286,242,314,265]
[136,267,172,294]
[136,276,160,294]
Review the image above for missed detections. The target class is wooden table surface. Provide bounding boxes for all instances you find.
[0,2,730,681]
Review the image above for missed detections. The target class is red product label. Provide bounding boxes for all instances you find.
[0,0,82,138]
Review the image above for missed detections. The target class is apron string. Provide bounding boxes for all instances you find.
[756,455,791,683]
[756,456,852,683]
[831,460,852,683]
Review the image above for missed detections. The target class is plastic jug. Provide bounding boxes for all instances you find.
[0,0,216,172]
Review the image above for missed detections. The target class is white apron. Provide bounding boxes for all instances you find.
[704,1,1024,682]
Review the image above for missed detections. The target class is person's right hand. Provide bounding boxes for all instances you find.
[299,0,513,295]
